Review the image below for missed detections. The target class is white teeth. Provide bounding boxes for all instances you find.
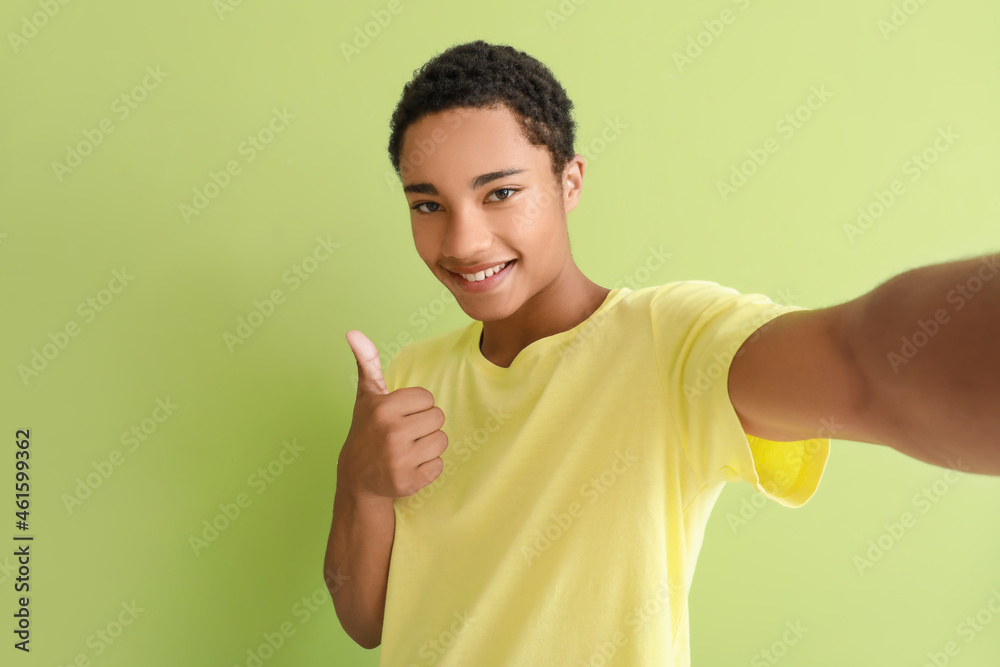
[460,261,507,282]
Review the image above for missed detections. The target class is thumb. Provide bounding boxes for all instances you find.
[346,330,388,395]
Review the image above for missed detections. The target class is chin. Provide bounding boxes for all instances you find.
[445,290,511,322]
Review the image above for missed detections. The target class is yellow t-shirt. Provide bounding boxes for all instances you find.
[376,281,830,666]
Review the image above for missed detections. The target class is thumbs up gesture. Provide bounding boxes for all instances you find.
[338,330,449,500]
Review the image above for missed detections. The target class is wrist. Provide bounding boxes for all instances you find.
[335,462,391,512]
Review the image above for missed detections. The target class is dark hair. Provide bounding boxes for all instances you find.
[387,40,577,186]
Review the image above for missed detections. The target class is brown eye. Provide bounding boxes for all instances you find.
[488,188,519,202]
[411,201,441,214]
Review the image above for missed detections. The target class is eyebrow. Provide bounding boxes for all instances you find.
[403,167,528,195]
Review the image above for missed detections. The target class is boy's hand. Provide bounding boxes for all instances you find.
[339,330,448,500]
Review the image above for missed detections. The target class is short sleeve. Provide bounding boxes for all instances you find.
[650,280,830,508]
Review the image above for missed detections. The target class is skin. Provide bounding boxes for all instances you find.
[399,104,609,369]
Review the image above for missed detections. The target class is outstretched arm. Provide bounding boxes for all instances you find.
[727,253,1000,475]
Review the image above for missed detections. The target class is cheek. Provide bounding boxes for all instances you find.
[511,204,544,236]
[521,189,561,225]
[411,229,439,264]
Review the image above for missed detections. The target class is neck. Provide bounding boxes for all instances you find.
[479,263,610,368]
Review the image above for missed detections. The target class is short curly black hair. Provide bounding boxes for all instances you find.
[387,40,577,187]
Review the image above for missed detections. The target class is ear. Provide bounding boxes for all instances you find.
[562,154,586,213]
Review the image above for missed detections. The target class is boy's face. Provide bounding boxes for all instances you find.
[400,104,585,322]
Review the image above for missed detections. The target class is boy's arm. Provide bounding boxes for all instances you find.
[325,469,395,649]
[727,253,1000,475]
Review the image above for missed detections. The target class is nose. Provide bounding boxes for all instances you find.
[441,205,493,261]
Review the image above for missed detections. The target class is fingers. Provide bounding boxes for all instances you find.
[392,386,437,416]
[346,330,387,395]
[404,404,446,439]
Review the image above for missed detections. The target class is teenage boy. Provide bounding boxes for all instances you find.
[326,39,1000,666]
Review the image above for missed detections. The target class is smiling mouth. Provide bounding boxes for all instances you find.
[446,259,517,291]
[450,259,516,282]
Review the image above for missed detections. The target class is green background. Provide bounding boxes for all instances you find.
[2,0,999,664]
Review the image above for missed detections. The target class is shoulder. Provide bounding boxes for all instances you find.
[646,279,797,324]
[385,323,475,390]
[615,280,745,317]
[648,279,742,304]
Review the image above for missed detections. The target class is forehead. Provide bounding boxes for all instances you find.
[400,106,544,184]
